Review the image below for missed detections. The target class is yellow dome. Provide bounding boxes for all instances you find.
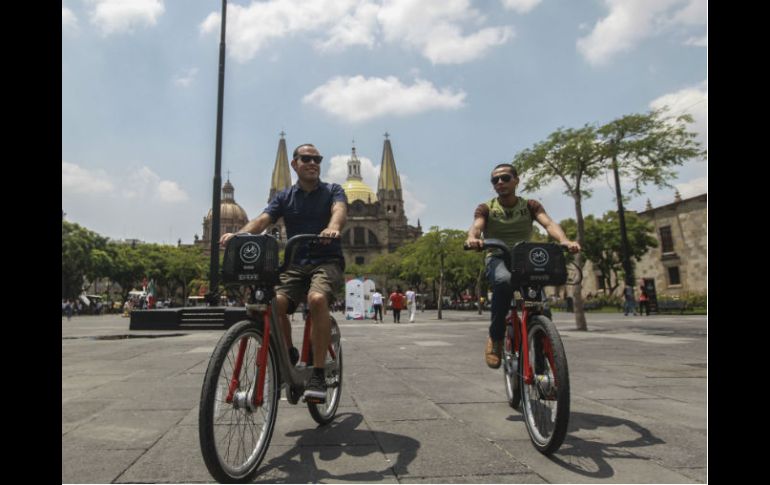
[206,201,249,222]
[343,179,377,204]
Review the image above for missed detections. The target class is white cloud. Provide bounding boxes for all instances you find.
[377,0,513,64]
[500,0,543,14]
[303,75,466,123]
[315,2,380,52]
[577,0,707,66]
[62,7,78,32]
[87,0,165,35]
[649,80,707,149]
[684,35,707,47]
[62,162,115,195]
[63,161,188,204]
[675,176,706,198]
[200,0,512,64]
[172,68,198,88]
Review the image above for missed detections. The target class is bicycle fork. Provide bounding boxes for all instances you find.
[225,309,272,409]
[519,308,559,393]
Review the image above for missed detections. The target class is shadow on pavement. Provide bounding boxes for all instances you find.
[543,411,666,479]
[255,412,419,483]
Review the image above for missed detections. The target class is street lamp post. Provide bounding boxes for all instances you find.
[206,0,227,306]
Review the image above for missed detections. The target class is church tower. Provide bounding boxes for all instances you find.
[377,133,408,251]
[266,132,292,242]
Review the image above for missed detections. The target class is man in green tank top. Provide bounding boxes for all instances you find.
[466,163,580,369]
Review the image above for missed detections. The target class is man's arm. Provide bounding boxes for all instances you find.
[219,212,273,247]
[534,210,581,253]
[320,201,347,239]
[465,203,488,249]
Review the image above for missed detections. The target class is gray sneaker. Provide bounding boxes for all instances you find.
[303,370,326,403]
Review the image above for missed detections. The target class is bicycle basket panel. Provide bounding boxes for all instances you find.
[511,242,567,286]
[222,234,280,285]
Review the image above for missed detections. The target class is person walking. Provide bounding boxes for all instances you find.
[389,287,405,323]
[371,289,384,323]
[406,287,417,322]
[623,285,637,316]
[638,284,650,316]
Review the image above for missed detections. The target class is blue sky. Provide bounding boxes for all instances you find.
[62,0,707,245]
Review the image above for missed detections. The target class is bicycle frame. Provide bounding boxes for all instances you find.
[507,296,558,387]
[226,299,339,408]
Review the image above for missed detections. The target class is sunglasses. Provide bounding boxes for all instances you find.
[297,155,323,164]
[490,174,513,184]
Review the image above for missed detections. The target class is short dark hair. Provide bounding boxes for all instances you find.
[492,163,518,177]
[292,143,317,160]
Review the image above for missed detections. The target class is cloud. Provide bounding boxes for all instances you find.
[63,161,188,203]
[200,0,513,64]
[62,6,78,32]
[172,68,198,88]
[87,0,165,35]
[649,80,707,149]
[684,35,707,47]
[62,162,115,195]
[377,0,513,64]
[303,75,466,122]
[675,176,706,198]
[500,0,543,14]
[577,0,707,66]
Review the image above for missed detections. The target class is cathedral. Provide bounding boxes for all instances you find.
[196,133,422,267]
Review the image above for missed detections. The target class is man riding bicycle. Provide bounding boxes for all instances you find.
[220,143,347,403]
[465,163,580,369]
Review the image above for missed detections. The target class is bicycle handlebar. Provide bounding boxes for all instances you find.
[278,234,339,273]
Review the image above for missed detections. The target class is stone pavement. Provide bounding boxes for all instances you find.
[62,310,707,483]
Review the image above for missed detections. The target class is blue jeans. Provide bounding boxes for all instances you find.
[486,256,514,341]
[623,300,635,315]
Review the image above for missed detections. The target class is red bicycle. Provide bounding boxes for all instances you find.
[467,239,582,454]
[198,234,343,482]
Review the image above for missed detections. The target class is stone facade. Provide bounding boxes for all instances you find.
[578,193,707,297]
[195,179,249,251]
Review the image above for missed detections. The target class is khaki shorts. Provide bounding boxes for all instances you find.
[275,262,343,313]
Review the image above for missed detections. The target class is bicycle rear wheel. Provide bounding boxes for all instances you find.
[502,324,521,411]
[307,317,343,425]
[520,315,570,454]
[199,320,280,482]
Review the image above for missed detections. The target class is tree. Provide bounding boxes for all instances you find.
[167,247,206,303]
[597,107,706,286]
[561,213,658,295]
[62,221,108,299]
[513,125,605,330]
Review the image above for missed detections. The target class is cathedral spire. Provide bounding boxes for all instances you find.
[269,131,292,202]
[377,132,402,192]
[347,144,363,181]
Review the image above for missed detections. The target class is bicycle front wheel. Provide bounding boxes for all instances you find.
[307,317,343,425]
[520,315,570,455]
[199,320,280,482]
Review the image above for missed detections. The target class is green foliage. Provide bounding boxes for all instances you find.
[560,211,658,295]
[62,221,108,299]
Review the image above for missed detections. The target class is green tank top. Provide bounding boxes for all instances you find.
[484,197,533,255]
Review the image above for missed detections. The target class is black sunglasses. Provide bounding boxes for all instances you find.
[297,155,323,164]
[491,174,513,184]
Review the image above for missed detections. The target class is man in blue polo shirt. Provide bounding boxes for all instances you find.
[220,143,347,403]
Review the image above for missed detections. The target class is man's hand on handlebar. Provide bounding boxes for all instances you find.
[560,240,581,253]
[318,227,341,245]
[219,232,236,248]
[465,236,484,250]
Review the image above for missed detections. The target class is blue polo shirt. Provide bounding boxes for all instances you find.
[263,181,347,265]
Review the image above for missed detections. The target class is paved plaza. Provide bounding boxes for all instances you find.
[62,309,707,483]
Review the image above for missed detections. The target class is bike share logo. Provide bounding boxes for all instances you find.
[240,241,261,264]
[528,247,549,267]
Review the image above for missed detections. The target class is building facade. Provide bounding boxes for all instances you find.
[579,192,707,298]
[194,178,250,251]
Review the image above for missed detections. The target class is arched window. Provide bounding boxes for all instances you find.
[354,227,365,246]
[367,230,379,246]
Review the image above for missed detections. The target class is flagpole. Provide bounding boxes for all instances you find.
[206,0,227,307]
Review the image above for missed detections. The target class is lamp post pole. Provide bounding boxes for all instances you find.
[207,0,227,306]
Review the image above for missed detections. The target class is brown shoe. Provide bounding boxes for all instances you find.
[485,337,503,369]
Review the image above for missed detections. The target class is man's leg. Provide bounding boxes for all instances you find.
[486,257,514,369]
[307,291,331,369]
